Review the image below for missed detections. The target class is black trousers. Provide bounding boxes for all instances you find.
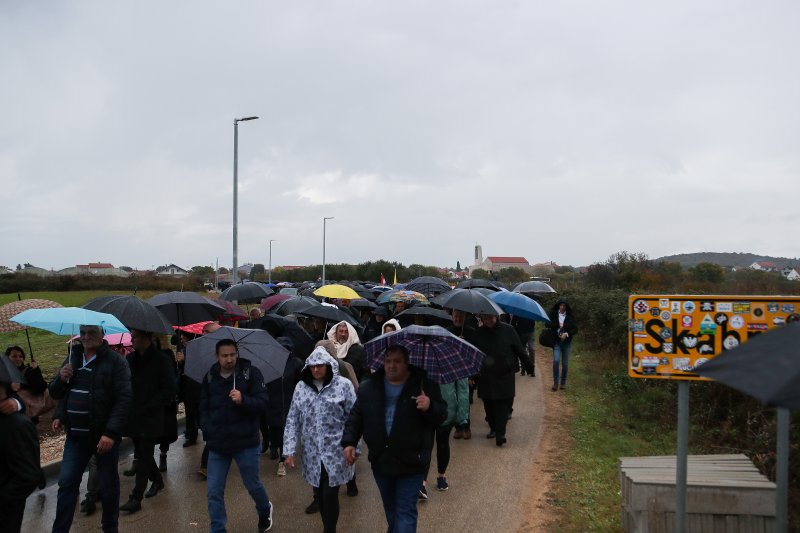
[130,437,162,501]
[424,425,454,479]
[317,464,341,533]
[0,498,26,533]
[482,398,513,439]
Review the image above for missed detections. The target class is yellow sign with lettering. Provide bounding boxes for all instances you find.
[628,295,800,380]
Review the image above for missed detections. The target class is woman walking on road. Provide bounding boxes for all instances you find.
[546,299,578,391]
[283,347,357,533]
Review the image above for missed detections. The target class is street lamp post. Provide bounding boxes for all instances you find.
[268,239,276,284]
[232,115,259,285]
[322,216,334,285]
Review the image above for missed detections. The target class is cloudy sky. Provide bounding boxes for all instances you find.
[2,1,797,273]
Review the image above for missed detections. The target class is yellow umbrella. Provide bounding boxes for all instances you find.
[314,284,360,300]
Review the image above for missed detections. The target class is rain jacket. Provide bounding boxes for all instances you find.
[199,358,267,456]
[471,321,525,400]
[283,348,357,488]
[381,318,402,334]
[327,321,366,379]
[546,298,578,343]
[49,342,133,443]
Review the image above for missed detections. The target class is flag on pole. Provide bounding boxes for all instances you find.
[380,273,386,286]
[393,268,397,285]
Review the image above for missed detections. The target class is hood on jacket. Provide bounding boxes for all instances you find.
[382,318,402,334]
[326,321,360,359]
[550,298,573,317]
[300,346,339,388]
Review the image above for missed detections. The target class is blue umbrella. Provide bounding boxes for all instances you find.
[11,307,129,335]
[488,291,549,321]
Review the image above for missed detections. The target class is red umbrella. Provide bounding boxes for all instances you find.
[173,321,214,336]
[260,294,292,312]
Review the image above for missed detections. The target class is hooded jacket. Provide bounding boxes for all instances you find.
[283,348,357,487]
[381,318,402,334]
[199,357,267,455]
[326,321,366,379]
[546,298,578,343]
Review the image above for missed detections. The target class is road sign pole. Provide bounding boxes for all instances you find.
[776,407,789,532]
[676,381,689,533]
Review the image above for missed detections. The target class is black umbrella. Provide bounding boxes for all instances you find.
[274,296,321,317]
[395,307,453,328]
[350,298,378,310]
[0,356,25,384]
[184,327,289,384]
[256,314,316,359]
[432,289,504,316]
[513,280,556,294]
[299,305,362,329]
[220,282,274,303]
[83,295,173,334]
[147,292,226,326]
[456,279,502,291]
[693,322,800,410]
[405,276,453,297]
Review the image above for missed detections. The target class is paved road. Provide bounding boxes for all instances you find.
[22,373,544,532]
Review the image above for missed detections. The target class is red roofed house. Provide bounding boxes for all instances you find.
[468,245,533,275]
[749,261,779,272]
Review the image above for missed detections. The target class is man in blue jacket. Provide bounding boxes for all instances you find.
[342,345,445,533]
[200,338,273,533]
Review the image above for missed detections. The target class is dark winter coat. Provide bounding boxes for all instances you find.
[341,366,446,476]
[199,358,267,456]
[124,345,176,440]
[159,348,179,445]
[264,354,304,427]
[546,299,578,343]
[49,342,133,442]
[471,321,524,400]
[0,410,42,508]
[19,365,48,395]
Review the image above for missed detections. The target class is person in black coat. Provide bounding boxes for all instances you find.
[119,330,176,513]
[0,380,42,533]
[5,346,48,425]
[341,345,445,533]
[545,298,578,391]
[470,314,525,446]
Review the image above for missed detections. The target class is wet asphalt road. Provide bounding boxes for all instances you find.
[22,373,544,532]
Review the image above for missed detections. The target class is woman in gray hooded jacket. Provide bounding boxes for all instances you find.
[283,347,357,533]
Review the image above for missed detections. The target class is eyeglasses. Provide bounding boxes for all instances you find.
[79,329,101,336]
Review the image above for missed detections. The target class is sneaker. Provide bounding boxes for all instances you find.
[418,485,428,501]
[258,501,273,532]
[276,462,286,477]
[436,477,449,491]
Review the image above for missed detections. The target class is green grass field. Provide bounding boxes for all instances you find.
[0,290,166,380]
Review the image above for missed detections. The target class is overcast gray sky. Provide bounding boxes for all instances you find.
[2,1,798,273]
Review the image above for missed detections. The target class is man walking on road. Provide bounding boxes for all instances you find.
[342,345,445,533]
[200,338,274,532]
[49,324,132,533]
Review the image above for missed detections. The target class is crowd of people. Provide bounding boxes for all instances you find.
[0,288,577,533]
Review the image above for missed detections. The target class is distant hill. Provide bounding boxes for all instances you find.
[655,252,800,269]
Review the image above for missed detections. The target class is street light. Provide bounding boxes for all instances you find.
[232,115,259,285]
[322,216,334,285]
[268,239,276,284]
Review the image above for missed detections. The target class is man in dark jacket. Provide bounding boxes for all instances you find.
[49,324,132,533]
[546,298,578,391]
[342,345,445,533]
[471,314,525,446]
[0,381,42,533]
[118,329,176,513]
[200,338,274,533]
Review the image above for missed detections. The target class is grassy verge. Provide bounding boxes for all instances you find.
[0,290,165,379]
[555,344,679,531]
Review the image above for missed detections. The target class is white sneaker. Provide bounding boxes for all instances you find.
[277,462,286,477]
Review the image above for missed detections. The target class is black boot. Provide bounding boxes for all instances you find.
[159,453,167,472]
[123,459,138,477]
[119,498,141,513]
[145,480,164,498]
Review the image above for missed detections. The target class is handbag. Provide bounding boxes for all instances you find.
[17,388,56,418]
[538,328,558,348]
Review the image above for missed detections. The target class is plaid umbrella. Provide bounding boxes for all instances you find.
[363,325,485,384]
[0,299,63,333]
[376,290,429,305]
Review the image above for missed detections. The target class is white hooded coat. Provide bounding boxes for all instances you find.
[283,347,357,487]
[326,320,361,359]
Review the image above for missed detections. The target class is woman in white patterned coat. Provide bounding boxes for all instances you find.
[284,347,357,533]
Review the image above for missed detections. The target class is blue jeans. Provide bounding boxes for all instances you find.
[52,433,120,533]
[553,340,572,386]
[372,470,424,533]
[207,445,270,533]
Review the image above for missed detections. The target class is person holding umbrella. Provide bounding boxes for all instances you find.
[49,324,133,533]
[199,338,274,533]
[283,347,357,533]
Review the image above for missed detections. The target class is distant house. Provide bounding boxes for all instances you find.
[782,267,800,281]
[156,264,189,277]
[20,265,53,277]
[59,262,129,277]
[532,261,559,274]
[0,266,13,275]
[237,263,254,277]
[750,261,779,272]
[276,266,305,271]
[468,245,533,275]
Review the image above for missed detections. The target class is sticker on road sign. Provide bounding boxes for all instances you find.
[683,301,696,313]
[634,343,645,353]
[714,313,728,325]
[672,357,690,370]
[781,304,795,313]
[729,315,745,329]
[747,323,768,331]
[660,311,671,321]
[716,302,733,312]
[629,319,644,332]
[664,343,673,354]
[681,315,693,328]
[682,335,698,348]
[633,300,649,314]
[671,301,681,313]
[659,298,670,308]
[767,303,779,313]
[723,335,739,350]
[660,327,672,339]
[700,301,714,312]
[699,314,717,334]
[733,302,751,313]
